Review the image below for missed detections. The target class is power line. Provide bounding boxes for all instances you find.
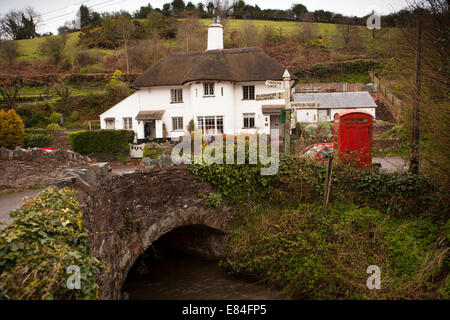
[41,0,96,17]
[39,0,118,26]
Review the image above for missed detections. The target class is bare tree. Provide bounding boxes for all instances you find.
[0,78,22,109]
[213,0,231,18]
[236,21,262,47]
[176,17,207,52]
[116,16,135,75]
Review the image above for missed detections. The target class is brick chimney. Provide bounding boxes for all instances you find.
[207,16,223,50]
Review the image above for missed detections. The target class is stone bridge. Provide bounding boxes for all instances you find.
[81,168,234,300]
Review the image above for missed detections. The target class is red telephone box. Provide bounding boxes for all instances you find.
[333,110,373,166]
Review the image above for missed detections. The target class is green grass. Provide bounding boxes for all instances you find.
[199,18,377,49]
[16,32,80,61]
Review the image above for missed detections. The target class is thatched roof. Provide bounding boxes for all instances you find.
[132,48,298,88]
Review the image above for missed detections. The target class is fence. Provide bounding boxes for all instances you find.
[369,72,404,124]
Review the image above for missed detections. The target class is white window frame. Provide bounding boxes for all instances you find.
[123,117,132,130]
[197,116,223,135]
[105,119,115,129]
[170,89,183,103]
[172,117,183,131]
[243,85,255,100]
[203,82,214,97]
[243,113,255,128]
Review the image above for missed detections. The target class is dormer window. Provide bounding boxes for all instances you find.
[171,89,183,103]
[203,82,214,96]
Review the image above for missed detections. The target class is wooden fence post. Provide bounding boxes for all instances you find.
[323,154,334,214]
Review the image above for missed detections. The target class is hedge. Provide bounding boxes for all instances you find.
[68,129,134,155]
[24,131,53,148]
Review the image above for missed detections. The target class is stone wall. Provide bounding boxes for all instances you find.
[81,168,234,300]
[0,147,92,191]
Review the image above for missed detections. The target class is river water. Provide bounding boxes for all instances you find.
[122,255,287,300]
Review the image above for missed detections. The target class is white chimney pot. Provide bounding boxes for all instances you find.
[207,17,223,50]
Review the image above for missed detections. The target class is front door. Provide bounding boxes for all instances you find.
[270,115,280,131]
[144,121,156,140]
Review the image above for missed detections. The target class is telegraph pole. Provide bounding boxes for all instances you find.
[283,70,291,154]
[410,18,422,174]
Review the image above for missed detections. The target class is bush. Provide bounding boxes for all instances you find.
[46,123,62,134]
[0,187,103,299]
[79,64,106,74]
[47,112,62,124]
[0,109,25,149]
[69,111,79,123]
[68,129,134,155]
[24,132,53,148]
[224,203,449,299]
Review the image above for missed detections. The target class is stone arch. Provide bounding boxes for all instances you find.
[81,168,233,299]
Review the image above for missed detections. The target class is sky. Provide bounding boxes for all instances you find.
[0,0,410,35]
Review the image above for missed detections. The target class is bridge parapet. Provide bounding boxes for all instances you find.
[82,168,234,299]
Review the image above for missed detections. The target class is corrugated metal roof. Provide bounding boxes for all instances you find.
[293,92,377,109]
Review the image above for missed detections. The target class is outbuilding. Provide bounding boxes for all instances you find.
[293,92,377,123]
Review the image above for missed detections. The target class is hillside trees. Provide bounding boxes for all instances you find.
[39,33,73,70]
[0,40,19,65]
[115,16,135,74]
[0,78,22,109]
[176,18,207,51]
[292,3,307,21]
[0,7,40,40]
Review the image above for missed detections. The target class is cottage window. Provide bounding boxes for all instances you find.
[172,117,183,131]
[123,117,132,130]
[105,119,115,129]
[197,116,223,135]
[243,85,255,100]
[243,113,255,128]
[171,89,183,103]
[203,82,214,96]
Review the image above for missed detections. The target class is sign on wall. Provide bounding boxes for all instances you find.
[265,80,285,89]
[256,92,285,101]
[291,101,320,109]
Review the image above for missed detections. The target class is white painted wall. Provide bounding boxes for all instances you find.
[100,80,289,140]
[296,109,318,123]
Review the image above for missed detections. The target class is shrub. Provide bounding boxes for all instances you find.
[223,203,449,299]
[0,109,24,149]
[46,123,62,134]
[47,112,62,124]
[69,111,79,123]
[78,64,106,74]
[0,187,103,299]
[23,131,53,148]
[68,129,134,155]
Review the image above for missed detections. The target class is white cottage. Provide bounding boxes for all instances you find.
[100,18,298,143]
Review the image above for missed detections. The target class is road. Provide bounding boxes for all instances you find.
[373,156,408,173]
[0,189,42,228]
[0,166,139,228]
